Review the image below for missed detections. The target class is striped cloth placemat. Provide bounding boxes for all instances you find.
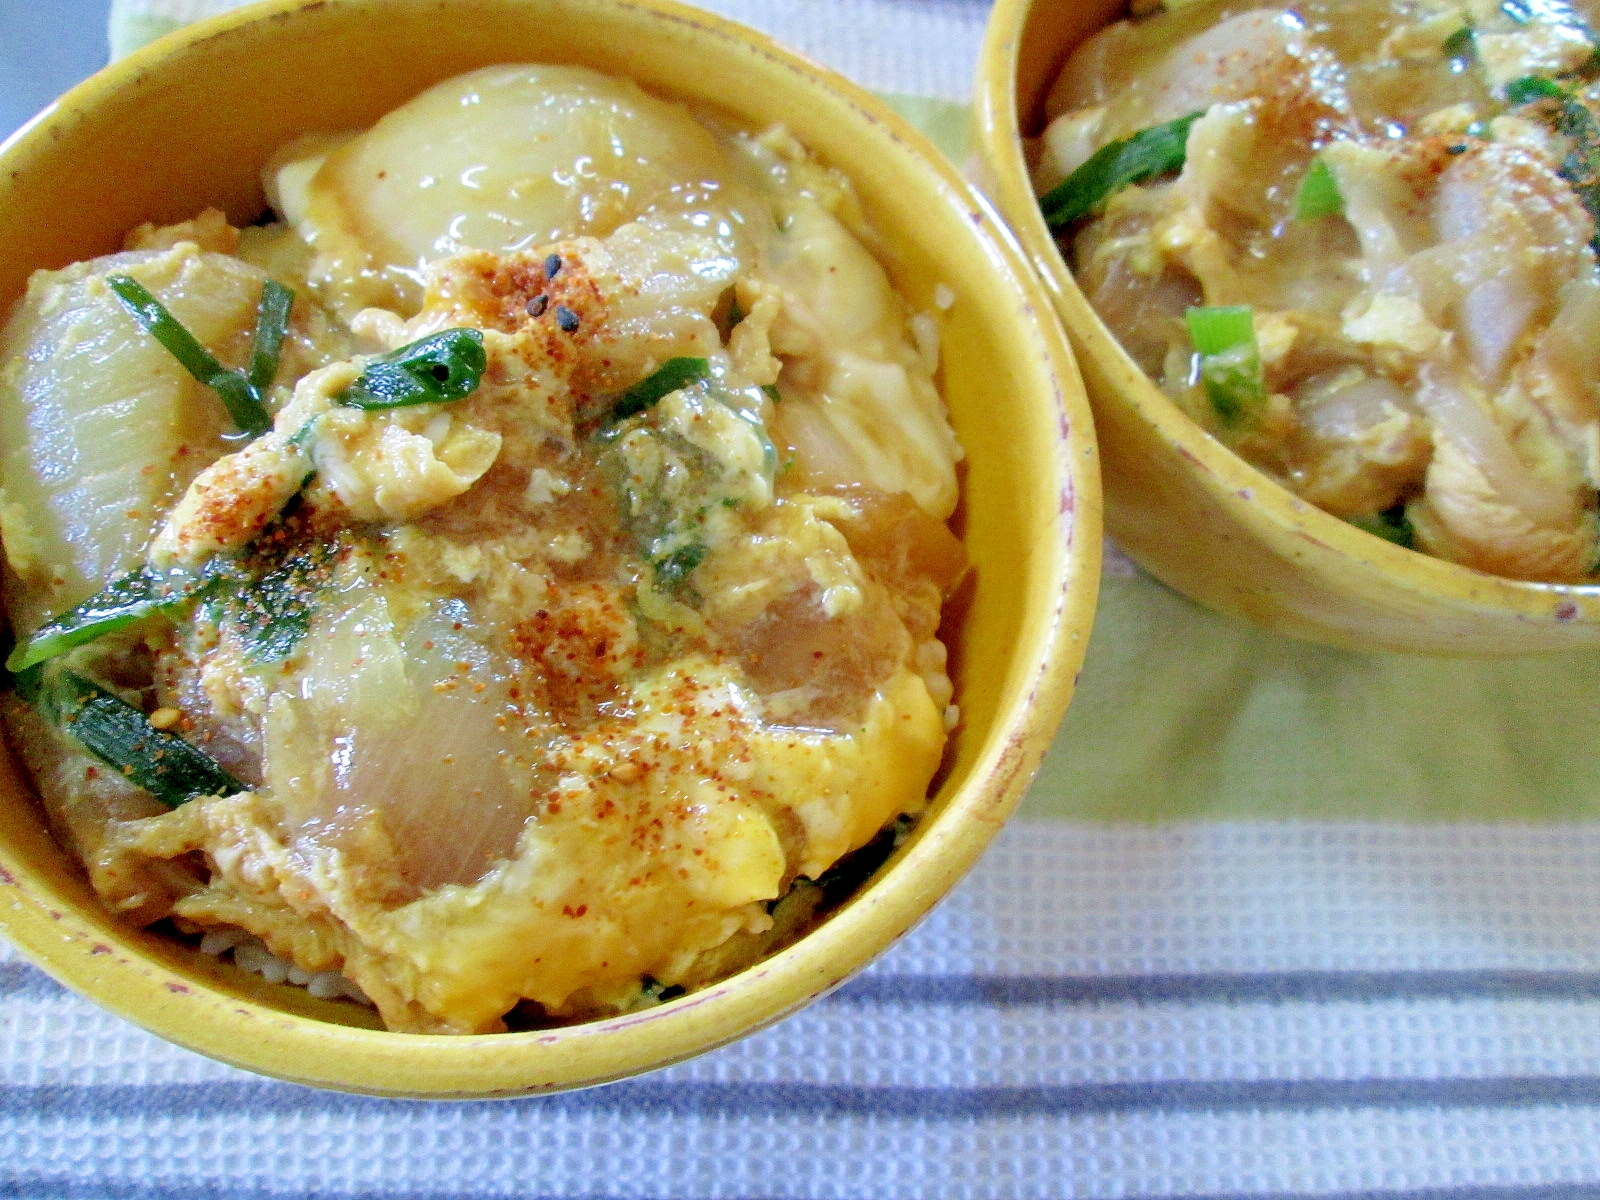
[7,818,1600,1196]
[2,1,1599,1196]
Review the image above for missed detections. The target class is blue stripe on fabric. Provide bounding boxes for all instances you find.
[3,1177,1600,1200]
[4,1075,1600,1121]
[13,962,1600,1006]
[1158,1191,1600,1200]
[0,962,59,998]
[833,969,1600,1007]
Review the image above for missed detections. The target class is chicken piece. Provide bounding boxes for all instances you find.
[1523,277,1600,489]
[1411,434,1598,578]
[1409,364,1597,578]
[1285,368,1432,514]
[1322,139,1449,283]
[1431,141,1595,387]
[1047,9,1353,144]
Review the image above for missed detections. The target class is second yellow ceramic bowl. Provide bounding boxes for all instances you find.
[974,0,1600,654]
[0,0,1099,1095]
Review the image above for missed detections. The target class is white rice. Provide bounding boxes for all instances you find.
[200,928,372,1005]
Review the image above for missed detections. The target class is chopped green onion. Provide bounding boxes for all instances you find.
[1506,74,1568,104]
[337,329,487,410]
[105,274,273,435]
[5,567,212,673]
[1185,305,1254,356]
[1505,78,1600,251]
[287,416,320,449]
[202,541,335,663]
[10,477,327,674]
[760,384,782,403]
[20,664,242,809]
[652,543,706,589]
[611,357,712,421]
[1040,111,1204,231]
[1294,156,1344,219]
[1554,100,1600,243]
[247,279,295,395]
[1443,25,1477,61]
[1349,504,1415,548]
[1186,305,1266,425]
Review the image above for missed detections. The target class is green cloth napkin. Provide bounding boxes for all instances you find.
[1034,573,1600,822]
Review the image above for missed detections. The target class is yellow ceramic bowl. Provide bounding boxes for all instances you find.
[0,0,1099,1095]
[974,0,1600,654]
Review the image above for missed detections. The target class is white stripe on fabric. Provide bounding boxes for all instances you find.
[893,822,1600,975]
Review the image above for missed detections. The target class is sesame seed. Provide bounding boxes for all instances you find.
[526,294,549,317]
[556,305,580,333]
[545,253,563,279]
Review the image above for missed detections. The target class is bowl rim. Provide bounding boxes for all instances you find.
[973,0,1600,648]
[0,0,1101,1096]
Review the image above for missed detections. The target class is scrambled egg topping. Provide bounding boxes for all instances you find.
[0,66,964,1033]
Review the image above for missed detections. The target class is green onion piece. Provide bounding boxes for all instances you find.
[1040,111,1204,231]
[5,568,211,673]
[1506,74,1568,104]
[760,384,782,403]
[1443,25,1476,60]
[1186,305,1266,425]
[1554,97,1600,253]
[247,279,295,395]
[1186,305,1255,356]
[1294,157,1344,219]
[652,542,706,589]
[25,665,242,809]
[1506,79,1600,250]
[287,416,320,449]
[337,329,487,409]
[105,274,272,435]
[1349,505,1415,548]
[611,357,712,421]
[203,543,333,663]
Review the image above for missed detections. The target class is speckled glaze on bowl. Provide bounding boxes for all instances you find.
[973,0,1600,654]
[0,0,1100,1096]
